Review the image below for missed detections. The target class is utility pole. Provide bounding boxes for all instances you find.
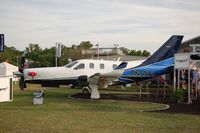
[114,44,119,48]
[95,44,99,60]
[114,44,119,55]
[16,55,19,67]
[106,51,108,60]
[55,43,58,67]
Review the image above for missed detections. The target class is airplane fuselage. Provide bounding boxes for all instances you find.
[23,59,144,88]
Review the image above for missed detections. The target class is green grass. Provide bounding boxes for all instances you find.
[0,84,200,133]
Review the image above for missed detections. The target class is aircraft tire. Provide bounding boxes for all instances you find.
[82,87,90,95]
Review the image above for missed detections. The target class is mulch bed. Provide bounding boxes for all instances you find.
[71,90,200,115]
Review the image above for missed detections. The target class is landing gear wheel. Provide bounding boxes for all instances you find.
[82,87,90,95]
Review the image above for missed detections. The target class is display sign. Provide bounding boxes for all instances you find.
[0,76,13,102]
[190,44,200,53]
[195,46,200,53]
[0,34,4,52]
[174,54,190,69]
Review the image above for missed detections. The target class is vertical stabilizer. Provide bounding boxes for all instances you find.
[139,35,183,67]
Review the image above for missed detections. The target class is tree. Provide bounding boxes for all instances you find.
[0,45,22,66]
[25,44,55,67]
[71,44,77,49]
[78,41,93,49]
[128,50,137,56]
[128,49,150,56]
[25,44,42,63]
[136,50,142,56]
[26,43,42,53]
[142,50,150,57]
[39,47,55,67]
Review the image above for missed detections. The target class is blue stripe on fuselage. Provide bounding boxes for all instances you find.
[122,57,174,78]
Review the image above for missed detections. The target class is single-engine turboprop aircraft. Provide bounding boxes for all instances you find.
[18,35,183,99]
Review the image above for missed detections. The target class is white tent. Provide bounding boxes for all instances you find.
[0,62,19,81]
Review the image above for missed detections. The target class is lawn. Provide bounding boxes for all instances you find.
[0,84,200,133]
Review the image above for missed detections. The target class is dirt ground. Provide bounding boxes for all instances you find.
[72,90,200,115]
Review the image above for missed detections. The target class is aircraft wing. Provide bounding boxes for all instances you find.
[88,73,100,85]
[88,73,115,88]
[92,61,128,88]
[93,60,145,88]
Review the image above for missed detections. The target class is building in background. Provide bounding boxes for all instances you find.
[82,47,124,56]
[179,35,200,53]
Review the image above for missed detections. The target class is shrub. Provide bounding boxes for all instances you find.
[170,89,186,103]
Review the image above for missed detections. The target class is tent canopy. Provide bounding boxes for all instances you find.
[0,62,18,76]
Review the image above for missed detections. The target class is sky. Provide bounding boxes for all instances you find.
[0,0,200,53]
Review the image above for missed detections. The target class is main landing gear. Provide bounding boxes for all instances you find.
[82,86,91,95]
[82,85,100,99]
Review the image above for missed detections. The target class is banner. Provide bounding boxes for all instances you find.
[0,34,4,52]
[56,43,61,57]
[0,76,13,102]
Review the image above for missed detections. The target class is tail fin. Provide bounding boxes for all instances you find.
[114,62,128,70]
[139,35,183,67]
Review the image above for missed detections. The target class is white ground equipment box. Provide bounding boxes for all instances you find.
[0,76,13,102]
[33,97,43,105]
[33,90,44,105]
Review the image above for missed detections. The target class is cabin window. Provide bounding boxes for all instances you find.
[74,63,85,70]
[113,64,117,69]
[65,61,78,68]
[100,64,104,69]
[89,63,94,69]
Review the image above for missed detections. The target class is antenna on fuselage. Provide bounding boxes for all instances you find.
[117,57,121,61]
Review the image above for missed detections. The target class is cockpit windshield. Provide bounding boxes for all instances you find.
[65,61,78,68]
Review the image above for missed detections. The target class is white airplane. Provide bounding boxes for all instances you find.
[19,58,144,98]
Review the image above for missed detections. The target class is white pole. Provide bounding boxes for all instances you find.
[195,74,198,99]
[55,56,57,67]
[55,43,57,67]
[173,69,176,92]
[95,44,99,60]
[178,69,180,90]
[188,69,191,104]
[98,45,99,60]
[16,55,19,67]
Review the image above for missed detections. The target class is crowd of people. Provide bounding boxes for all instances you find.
[180,61,200,97]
